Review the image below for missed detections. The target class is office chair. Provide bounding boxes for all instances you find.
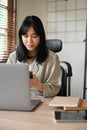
[46,39,72,96]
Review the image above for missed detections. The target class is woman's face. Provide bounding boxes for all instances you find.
[22,26,40,54]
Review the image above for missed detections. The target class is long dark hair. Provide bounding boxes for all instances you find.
[16,15,48,64]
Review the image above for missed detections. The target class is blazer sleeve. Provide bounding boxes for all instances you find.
[6,51,17,64]
[41,52,61,98]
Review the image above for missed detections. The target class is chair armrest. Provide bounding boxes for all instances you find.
[60,61,72,77]
[60,61,72,96]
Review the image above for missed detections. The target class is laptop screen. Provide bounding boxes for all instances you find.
[0,64,41,111]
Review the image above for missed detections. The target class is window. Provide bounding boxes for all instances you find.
[0,0,16,62]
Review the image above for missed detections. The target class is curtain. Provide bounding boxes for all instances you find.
[0,0,16,63]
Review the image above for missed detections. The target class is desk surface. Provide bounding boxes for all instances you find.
[0,96,87,130]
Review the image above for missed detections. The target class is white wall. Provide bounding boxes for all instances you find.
[16,0,86,98]
[16,0,47,34]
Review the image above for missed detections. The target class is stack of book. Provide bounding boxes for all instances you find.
[49,96,87,110]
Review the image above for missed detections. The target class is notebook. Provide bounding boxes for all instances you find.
[0,64,41,111]
[49,96,81,107]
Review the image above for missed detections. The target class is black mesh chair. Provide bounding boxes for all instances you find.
[46,39,72,96]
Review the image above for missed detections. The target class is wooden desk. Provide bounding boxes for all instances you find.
[0,96,87,130]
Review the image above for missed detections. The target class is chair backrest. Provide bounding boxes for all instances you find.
[46,39,62,53]
[46,39,66,96]
[46,39,72,96]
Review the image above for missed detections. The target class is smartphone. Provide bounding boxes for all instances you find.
[30,71,33,79]
[54,110,87,122]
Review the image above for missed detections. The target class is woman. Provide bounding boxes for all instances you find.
[7,15,61,97]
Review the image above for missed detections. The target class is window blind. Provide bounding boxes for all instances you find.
[0,0,16,62]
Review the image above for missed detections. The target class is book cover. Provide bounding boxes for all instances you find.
[49,96,81,107]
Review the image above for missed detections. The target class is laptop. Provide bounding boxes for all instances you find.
[0,64,41,111]
[54,110,87,122]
